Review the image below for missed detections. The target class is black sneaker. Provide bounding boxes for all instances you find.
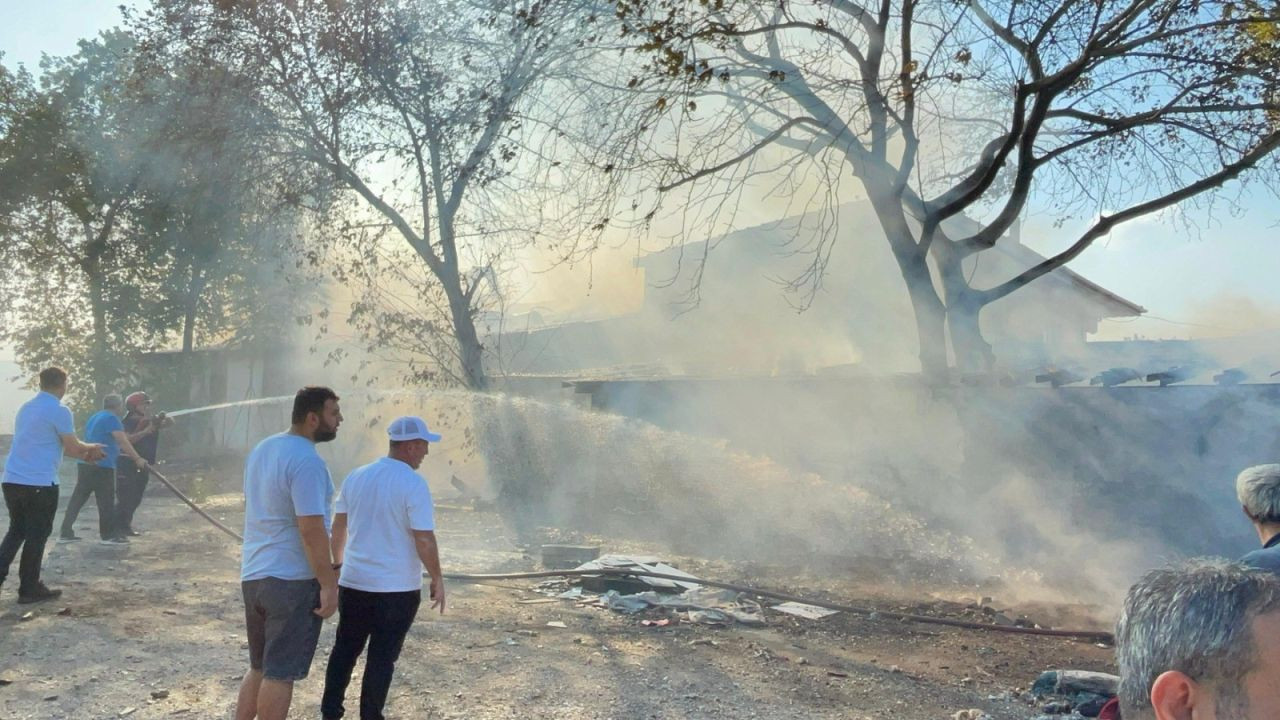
[57,535,81,544]
[17,583,62,604]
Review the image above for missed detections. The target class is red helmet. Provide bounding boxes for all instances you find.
[125,391,151,411]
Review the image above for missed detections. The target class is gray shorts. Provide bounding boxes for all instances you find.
[242,577,323,681]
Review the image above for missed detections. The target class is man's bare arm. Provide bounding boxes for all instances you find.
[413,529,445,613]
[330,513,348,566]
[60,434,105,462]
[111,430,148,467]
[125,418,155,444]
[297,515,338,618]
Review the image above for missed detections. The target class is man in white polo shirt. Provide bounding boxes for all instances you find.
[321,416,445,720]
[1,367,105,603]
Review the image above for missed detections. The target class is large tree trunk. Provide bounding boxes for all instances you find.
[867,189,950,382]
[85,263,111,400]
[935,247,995,374]
[946,299,994,374]
[182,264,205,354]
[443,282,488,391]
[901,258,950,382]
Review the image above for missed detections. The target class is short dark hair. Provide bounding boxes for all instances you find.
[39,367,68,391]
[291,386,339,425]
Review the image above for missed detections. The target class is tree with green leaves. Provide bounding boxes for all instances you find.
[128,49,317,356]
[609,0,1280,378]
[139,0,612,390]
[0,34,175,403]
[0,33,315,407]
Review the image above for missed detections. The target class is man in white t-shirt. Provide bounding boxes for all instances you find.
[321,416,445,720]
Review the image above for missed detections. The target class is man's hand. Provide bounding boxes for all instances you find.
[83,444,107,462]
[429,576,446,614]
[136,458,150,471]
[315,584,338,619]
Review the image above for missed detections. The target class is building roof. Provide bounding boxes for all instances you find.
[994,239,1146,317]
[636,201,1146,318]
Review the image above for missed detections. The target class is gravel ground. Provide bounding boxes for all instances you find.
[0,465,1116,719]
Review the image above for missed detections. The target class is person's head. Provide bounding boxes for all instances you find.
[125,391,152,416]
[1116,559,1280,720]
[386,416,441,470]
[103,393,124,416]
[290,386,341,443]
[39,367,68,397]
[1238,464,1280,539]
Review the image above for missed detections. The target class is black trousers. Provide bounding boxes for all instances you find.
[114,463,148,532]
[321,586,421,720]
[0,483,59,593]
[60,464,116,540]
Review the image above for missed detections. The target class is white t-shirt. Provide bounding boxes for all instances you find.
[336,456,436,593]
[241,433,333,582]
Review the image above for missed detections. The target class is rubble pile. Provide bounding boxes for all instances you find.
[902,597,1045,629]
[529,553,837,629]
[1027,670,1119,719]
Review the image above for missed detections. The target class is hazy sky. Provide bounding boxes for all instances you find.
[2,0,1279,344]
[0,1,137,72]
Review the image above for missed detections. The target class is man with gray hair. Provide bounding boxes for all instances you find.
[1237,463,1280,574]
[1115,559,1280,719]
[59,393,149,545]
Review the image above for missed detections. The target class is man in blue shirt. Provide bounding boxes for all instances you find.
[0,367,106,603]
[236,386,342,720]
[59,394,150,545]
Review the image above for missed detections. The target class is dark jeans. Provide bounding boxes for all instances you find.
[60,464,116,540]
[0,483,59,593]
[321,587,421,720]
[114,463,148,532]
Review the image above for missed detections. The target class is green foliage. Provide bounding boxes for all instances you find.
[0,31,314,410]
[136,0,611,390]
[0,35,172,407]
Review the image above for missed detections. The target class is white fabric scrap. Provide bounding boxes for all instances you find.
[772,602,840,620]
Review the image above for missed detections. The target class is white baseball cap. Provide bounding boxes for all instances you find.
[387,416,441,443]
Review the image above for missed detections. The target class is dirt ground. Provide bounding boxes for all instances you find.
[0,464,1116,719]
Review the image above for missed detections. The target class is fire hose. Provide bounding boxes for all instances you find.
[146,466,1115,643]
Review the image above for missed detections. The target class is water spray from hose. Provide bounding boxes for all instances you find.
[142,464,1114,643]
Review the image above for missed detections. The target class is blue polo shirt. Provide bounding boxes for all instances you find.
[2,391,75,487]
[81,410,124,469]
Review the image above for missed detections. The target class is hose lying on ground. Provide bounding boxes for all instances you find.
[442,569,1114,642]
[147,466,1115,644]
[148,466,244,542]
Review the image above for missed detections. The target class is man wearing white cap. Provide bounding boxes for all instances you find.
[320,416,445,720]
